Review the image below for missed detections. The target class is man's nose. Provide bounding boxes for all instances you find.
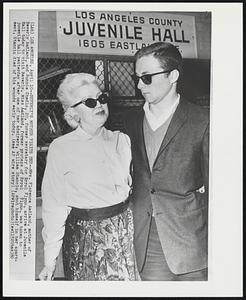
[137,78,144,89]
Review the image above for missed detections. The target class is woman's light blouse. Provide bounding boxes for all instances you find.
[41,126,132,267]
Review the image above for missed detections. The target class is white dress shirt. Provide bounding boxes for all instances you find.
[143,94,180,131]
[41,126,132,267]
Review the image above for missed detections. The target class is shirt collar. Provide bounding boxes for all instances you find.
[143,94,180,131]
[74,126,106,140]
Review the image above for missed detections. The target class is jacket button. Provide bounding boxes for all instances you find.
[147,211,151,217]
[150,188,156,194]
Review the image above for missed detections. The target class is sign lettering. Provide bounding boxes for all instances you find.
[57,11,197,58]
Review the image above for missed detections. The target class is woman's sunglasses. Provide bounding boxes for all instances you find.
[70,93,109,109]
[131,70,172,85]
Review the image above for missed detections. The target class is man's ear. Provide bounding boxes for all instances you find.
[169,69,179,84]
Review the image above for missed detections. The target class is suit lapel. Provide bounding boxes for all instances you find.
[154,98,189,165]
[134,109,151,174]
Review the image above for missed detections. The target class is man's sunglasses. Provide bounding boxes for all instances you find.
[70,93,109,108]
[131,70,172,85]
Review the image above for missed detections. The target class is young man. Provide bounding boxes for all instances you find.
[124,42,209,281]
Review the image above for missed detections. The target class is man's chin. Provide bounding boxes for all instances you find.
[145,97,155,104]
[143,93,155,102]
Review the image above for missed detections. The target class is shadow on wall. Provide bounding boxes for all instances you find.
[178,58,211,106]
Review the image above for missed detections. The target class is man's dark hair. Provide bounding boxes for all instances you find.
[135,42,183,75]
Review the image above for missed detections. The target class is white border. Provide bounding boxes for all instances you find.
[3,2,243,297]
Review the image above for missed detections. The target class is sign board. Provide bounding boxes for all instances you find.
[56,11,197,58]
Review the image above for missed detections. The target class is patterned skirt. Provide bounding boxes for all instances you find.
[62,201,140,281]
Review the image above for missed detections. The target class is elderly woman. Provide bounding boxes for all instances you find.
[39,73,139,281]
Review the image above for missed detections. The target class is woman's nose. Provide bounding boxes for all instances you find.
[95,100,102,108]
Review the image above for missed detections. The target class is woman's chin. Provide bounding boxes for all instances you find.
[95,116,108,127]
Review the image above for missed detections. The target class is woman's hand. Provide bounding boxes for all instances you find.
[39,265,56,280]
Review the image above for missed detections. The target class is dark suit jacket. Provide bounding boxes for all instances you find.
[124,97,209,274]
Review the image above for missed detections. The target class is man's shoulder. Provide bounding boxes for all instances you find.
[183,99,209,123]
[123,107,143,119]
[122,107,143,135]
[122,107,143,126]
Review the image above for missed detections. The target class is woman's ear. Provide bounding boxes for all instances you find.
[64,107,80,129]
[62,104,68,111]
[169,69,180,84]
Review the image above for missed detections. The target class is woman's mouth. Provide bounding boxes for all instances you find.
[95,110,105,115]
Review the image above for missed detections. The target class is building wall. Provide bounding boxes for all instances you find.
[38,11,211,59]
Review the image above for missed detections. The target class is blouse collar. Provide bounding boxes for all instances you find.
[74,126,108,141]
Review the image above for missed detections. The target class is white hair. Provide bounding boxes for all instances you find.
[57,73,98,128]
